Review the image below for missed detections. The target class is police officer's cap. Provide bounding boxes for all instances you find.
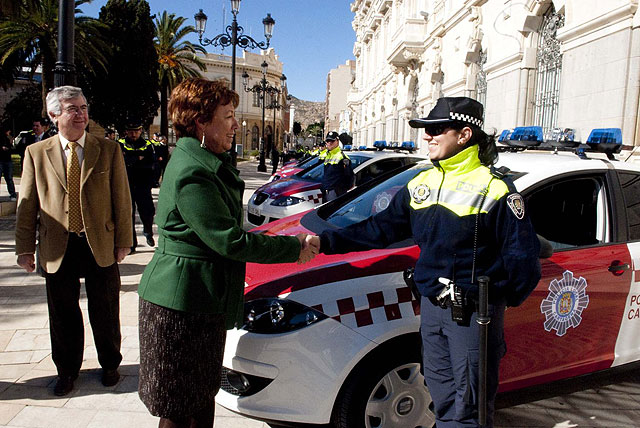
[125,120,143,130]
[325,131,340,142]
[409,97,484,129]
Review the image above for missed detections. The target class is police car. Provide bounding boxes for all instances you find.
[268,155,322,183]
[246,147,426,227]
[219,128,640,427]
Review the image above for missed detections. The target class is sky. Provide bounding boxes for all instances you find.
[78,0,357,102]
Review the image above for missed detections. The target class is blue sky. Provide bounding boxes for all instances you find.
[79,0,357,102]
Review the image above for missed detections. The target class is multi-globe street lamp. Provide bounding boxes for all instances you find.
[267,86,291,158]
[194,0,275,165]
[242,61,286,172]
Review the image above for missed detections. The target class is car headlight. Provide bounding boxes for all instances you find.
[242,298,328,333]
[270,196,305,207]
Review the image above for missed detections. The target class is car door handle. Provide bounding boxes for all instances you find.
[608,261,630,276]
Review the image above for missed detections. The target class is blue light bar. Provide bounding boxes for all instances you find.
[359,145,367,150]
[498,129,512,142]
[510,126,543,142]
[402,141,415,150]
[373,140,387,149]
[586,128,622,155]
[343,145,352,151]
[586,128,622,145]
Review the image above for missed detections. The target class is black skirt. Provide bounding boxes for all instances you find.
[138,299,227,419]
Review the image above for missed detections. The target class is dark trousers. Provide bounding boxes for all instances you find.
[420,296,506,428]
[0,160,16,197]
[130,183,155,247]
[45,233,123,377]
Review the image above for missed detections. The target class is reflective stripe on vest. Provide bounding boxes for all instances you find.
[121,140,153,151]
[407,155,509,217]
[324,148,349,165]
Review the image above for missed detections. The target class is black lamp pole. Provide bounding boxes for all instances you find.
[242,62,285,172]
[54,0,76,87]
[268,76,289,154]
[195,0,275,166]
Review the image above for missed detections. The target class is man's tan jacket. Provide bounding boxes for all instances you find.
[15,133,133,273]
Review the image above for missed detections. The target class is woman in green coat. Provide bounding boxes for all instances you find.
[137,78,316,428]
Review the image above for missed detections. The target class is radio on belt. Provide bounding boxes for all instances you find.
[436,277,472,327]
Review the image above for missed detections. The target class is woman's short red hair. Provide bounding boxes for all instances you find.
[168,78,239,139]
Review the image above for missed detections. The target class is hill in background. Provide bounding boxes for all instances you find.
[289,95,325,130]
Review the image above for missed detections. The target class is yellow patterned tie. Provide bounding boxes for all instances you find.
[67,141,83,233]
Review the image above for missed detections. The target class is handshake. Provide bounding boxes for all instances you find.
[295,234,321,264]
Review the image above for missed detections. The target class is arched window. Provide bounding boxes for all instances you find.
[252,88,261,108]
[534,6,564,136]
[251,125,259,149]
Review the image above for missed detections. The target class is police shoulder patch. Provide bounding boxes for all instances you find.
[506,193,525,219]
[411,184,430,204]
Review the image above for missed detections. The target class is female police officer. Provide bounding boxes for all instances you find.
[313,97,541,427]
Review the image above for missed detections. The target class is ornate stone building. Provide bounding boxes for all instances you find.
[346,0,640,153]
[152,48,289,154]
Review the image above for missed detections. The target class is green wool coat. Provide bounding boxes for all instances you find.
[138,137,301,329]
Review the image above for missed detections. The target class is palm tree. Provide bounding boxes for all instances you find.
[154,11,206,137]
[0,0,110,114]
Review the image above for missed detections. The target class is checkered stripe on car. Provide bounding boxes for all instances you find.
[305,192,324,205]
[311,287,420,329]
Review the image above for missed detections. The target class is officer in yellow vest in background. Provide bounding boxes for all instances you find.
[322,131,354,201]
[119,121,155,252]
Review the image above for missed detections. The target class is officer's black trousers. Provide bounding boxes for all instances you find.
[420,296,506,428]
[130,184,155,248]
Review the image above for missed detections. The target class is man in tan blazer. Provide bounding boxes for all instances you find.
[15,86,133,396]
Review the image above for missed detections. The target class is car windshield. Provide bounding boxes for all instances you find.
[322,162,525,228]
[324,162,431,228]
[298,153,370,181]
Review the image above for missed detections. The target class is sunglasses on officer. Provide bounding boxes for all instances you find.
[424,122,464,137]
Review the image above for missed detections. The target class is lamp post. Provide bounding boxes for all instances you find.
[194,0,275,166]
[242,61,286,172]
[267,77,290,155]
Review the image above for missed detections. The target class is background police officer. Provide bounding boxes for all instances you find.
[322,131,354,201]
[119,121,155,252]
[312,98,541,427]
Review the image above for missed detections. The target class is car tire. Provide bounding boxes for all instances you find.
[332,346,435,428]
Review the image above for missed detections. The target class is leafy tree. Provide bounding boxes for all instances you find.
[154,11,206,137]
[0,0,110,114]
[85,0,159,132]
[1,84,43,132]
[305,121,324,140]
[292,121,302,138]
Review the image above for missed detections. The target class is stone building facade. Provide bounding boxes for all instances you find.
[151,48,289,155]
[346,0,640,153]
[325,60,356,134]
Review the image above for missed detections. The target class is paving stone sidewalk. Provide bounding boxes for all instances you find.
[1,159,640,427]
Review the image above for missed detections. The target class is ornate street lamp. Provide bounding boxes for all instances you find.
[194,0,275,165]
[267,75,289,154]
[242,61,286,172]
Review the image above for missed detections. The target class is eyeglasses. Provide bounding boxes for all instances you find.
[63,105,89,115]
[424,124,451,136]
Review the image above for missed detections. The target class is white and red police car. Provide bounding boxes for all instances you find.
[268,155,322,183]
[218,128,640,428]
[247,148,425,227]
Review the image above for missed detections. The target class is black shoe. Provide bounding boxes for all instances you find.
[145,234,155,247]
[101,368,120,387]
[54,375,75,396]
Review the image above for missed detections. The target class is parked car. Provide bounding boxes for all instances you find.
[268,154,321,183]
[218,137,640,428]
[246,150,426,228]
